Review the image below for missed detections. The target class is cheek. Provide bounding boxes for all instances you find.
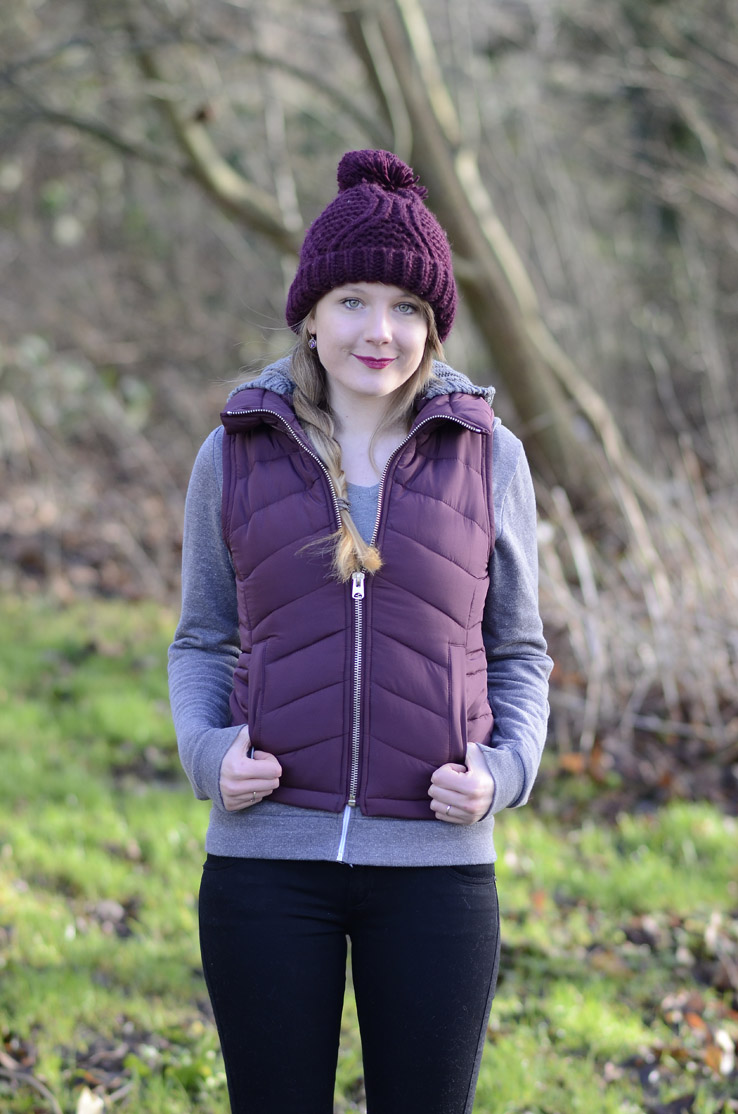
[407,323,429,358]
[317,318,352,348]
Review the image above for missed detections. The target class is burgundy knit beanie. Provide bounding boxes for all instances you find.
[286,150,457,342]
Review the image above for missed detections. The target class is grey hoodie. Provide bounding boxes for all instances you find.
[168,360,552,865]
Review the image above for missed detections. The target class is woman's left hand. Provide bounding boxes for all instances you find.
[428,743,495,824]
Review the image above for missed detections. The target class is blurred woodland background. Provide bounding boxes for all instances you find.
[1,0,737,808]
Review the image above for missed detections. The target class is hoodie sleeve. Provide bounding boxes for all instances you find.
[168,427,243,808]
[478,422,552,813]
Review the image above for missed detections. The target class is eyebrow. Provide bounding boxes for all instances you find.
[337,284,417,300]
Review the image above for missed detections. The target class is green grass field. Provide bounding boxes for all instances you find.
[0,596,736,1113]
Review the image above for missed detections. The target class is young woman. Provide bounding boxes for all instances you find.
[169,149,552,1114]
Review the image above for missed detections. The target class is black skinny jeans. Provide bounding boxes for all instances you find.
[199,856,500,1114]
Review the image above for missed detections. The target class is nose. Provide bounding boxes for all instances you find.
[364,305,393,345]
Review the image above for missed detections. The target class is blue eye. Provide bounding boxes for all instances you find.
[341,297,362,309]
[397,302,418,315]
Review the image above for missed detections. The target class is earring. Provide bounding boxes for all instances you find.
[308,336,317,350]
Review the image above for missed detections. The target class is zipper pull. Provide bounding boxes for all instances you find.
[351,571,365,600]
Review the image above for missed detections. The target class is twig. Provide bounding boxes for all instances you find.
[108,1080,135,1103]
[630,715,737,749]
[714,940,738,993]
[550,486,605,753]
[0,1065,63,1114]
[2,73,185,172]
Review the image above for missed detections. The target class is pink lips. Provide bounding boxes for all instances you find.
[353,355,396,369]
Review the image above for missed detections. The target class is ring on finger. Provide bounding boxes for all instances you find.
[446,804,451,815]
[252,791,257,803]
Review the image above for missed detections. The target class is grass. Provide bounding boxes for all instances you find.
[0,595,736,1113]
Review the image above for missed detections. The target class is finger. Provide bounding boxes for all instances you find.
[464,741,488,772]
[251,750,283,777]
[428,786,472,813]
[428,777,473,805]
[429,780,488,821]
[222,776,281,799]
[235,725,251,752]
[430,800,474,825]
[226,753,281,783]
[429,792,477,816]
[462,743,495,813]
[225,785,275,811]
[220,764,281,790]
[429,764,467,792]
[242,788,269,806]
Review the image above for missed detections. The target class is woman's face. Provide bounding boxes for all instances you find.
[307,282,429,410]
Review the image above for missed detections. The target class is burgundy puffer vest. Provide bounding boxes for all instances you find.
[221,384,495,820]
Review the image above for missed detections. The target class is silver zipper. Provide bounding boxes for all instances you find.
[344,413,483,812]
[370,414,483,546]
[336,804,352,862]
[347,570,365,806]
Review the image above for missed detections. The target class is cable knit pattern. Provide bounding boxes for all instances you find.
[286,150,458,340]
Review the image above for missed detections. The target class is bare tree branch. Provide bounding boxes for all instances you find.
[129,33,302,255]
[342,9,411,158]
[2,81,184,172]
[340,0,658,514]
[1,35,390,143]
[243,48,391,147]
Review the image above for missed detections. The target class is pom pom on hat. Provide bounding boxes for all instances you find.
[286,149,457,341]
[336,149,428,199]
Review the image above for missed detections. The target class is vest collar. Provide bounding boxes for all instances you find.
[223,356,495,437]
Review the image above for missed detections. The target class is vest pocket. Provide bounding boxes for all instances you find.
[247,639,268,745]
[447,643,468,765]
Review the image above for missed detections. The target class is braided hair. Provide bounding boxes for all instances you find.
[290,305,442,581]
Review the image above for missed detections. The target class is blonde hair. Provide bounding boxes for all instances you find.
[290,301,443,582]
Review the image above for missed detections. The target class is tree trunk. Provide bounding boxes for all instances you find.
[341,0,657,515]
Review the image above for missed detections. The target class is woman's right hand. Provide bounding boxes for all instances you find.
[219,726,282,812]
